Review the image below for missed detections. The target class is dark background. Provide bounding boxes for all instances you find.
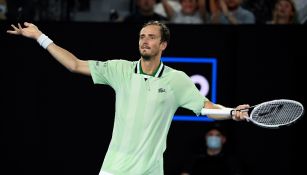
[1,22,306,175]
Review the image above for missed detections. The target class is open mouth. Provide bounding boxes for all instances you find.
[141,45,150,49]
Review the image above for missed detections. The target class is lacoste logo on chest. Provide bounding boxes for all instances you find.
[158,88,166,93]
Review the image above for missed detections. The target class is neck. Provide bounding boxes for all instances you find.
[141,57,161,75]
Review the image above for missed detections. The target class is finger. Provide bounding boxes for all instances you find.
[232,114,240,121]
[240,104,249,109]
[240,112,246,120]
[236,110,245,120]
[238,105,249,112]
[243,115,250,122]
[243,104,250,109]
[242,109,249,120]
[17,23,24,35]
[236,110,240,118]
[18,23,23,30]
[232,110,240,121]
[11,24,19,31]
[6,30,19,35]
[242,112,249,118]
[24,22,31,27]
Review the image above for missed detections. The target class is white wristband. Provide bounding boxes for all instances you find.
[37,34,53,49]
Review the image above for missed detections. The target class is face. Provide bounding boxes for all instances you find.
[206,129,225,143]
[275,0,294,18]
[180,0,198,15]
[225,0,241,10]
[139,25,167,60]
[137,0,156,13]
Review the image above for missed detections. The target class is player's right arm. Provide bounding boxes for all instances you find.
[7,22,90,76]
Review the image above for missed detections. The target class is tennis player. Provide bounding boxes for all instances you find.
[7,21,249,175]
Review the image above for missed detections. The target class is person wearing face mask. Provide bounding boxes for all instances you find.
[180,123,244,175]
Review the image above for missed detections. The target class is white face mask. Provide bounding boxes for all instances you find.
[206,136,222,149]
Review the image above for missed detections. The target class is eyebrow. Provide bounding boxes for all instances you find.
[140,34,157,37]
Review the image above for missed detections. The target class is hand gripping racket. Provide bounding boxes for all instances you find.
[201,99,304,128]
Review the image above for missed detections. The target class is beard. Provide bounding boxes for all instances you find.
[141,54,151,61]
[140,52,160,61]
[140,48,154,61]
[139,45,161,61]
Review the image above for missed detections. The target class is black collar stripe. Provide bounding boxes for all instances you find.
[157,65,165,78]
[134,60,165,78]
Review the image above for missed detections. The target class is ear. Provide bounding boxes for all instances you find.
[160,41,167,51]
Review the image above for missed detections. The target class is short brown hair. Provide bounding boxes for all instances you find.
[142,21,170,44]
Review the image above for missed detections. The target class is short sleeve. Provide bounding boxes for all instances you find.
[172,71,209,116]
[88,59,130,90]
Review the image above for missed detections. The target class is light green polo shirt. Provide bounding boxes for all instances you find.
[88,59,208,175]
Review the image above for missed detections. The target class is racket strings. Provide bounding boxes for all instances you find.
[251,101,303,126]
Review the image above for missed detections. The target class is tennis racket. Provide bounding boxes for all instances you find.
[201,99,304,128]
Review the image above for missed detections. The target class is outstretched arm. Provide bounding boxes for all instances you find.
[204,100,249,121]
[198,0,208,22]
[161,0,175,20]
[7,22,91,76]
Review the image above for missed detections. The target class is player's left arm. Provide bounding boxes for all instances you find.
[204,100,249,121]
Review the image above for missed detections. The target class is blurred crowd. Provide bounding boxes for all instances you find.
[1,0,305,24]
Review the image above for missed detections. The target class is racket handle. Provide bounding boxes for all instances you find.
[201,108,233,117]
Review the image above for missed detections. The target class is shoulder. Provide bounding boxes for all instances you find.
[112,59,135,70]
[239,7,255,17]
[163,67,192,85]
[163,66,186,78]
[97,59,133,65]
[89,59,134,70]
[109,59,132,64]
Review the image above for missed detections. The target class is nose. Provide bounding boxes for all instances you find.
[142,36,150,42]
[140,38,150,46]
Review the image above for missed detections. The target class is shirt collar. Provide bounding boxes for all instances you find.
[135,59,164,78]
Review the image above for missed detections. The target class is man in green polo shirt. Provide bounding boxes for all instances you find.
[7,21,249,175]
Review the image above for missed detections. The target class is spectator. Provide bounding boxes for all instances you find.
[267,0,297,24]
[210,0,255,24]
[161,0,208,24]
[154,0,181,18]
[0,0,7,20]
[180,122,244,175]
[6,0,37,22]
[123,0,168,23]
[242,0,275,24]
